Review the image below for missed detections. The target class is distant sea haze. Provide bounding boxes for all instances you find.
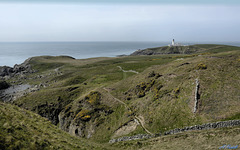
[0,41,239,67]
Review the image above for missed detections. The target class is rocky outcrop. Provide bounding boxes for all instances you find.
[0,84,31,102]
[0,83,49,102]
[194,79,200,113]
[113,119,139,138]
[0,66,13,77]
[130,49,155,56]
[58,91,113,138]
[33,97,72,125]
[0,58,35,78]
[109,120,240,143]
[0,81,10,90]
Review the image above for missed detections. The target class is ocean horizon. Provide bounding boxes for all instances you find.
[1,41,240,67]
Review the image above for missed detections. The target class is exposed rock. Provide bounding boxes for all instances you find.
[58,91,113,138]
[113,119,139,138]
[0,57,35,77]
[0,84,31,102]
[131,50,154,56]
[34,97,72,125]
[0,66,14,77]
[0,81,10,90]
[194,79,200,113]
[0,83,49,102]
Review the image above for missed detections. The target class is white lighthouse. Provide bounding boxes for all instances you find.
[172,39,175,46]
[168,39,184,47]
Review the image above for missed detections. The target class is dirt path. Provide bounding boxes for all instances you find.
[117,66,139,74]
[103,88,153,135]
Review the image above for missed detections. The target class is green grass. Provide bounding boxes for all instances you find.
[0,102,111,150]
[64,75,86,86]
[5,44,240,148]
[131,44,240,56]
[222,113,240,121]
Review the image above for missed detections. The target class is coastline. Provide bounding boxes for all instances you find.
[1,42,240,67]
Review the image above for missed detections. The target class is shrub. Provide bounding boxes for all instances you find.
[137,91,145,98]
[75,109,91,121]
[173,87,181,98]
[174,87,180,94]
[139,82,146,90]
[196,63,207,70]
[136,80,156,98]
[125,110,134,117]
[154,89,172,100]
[64,104,72,113]
[126,96,131,100]
[148,71,156,78]
[85,91,101,105]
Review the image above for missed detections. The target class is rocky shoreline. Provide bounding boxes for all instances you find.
[0,57,40,102]
[0,58,35,79]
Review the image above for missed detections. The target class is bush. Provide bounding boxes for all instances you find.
[126,96,131,100]
[148,71,156,78]
[196,63,207,70]
[154,89,172,100]
[85,91,101,105]
[137,91,145,98]
[174,87,180,94]
[75,109,91,121]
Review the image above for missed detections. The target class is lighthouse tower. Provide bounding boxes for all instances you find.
[172,39,175,46]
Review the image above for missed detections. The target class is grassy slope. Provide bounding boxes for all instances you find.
[131,44,240,55]
[109,50,240,134]
[8,44,240,145]
[0,102,111,150]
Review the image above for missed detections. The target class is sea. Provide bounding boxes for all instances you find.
[0,41,239,67]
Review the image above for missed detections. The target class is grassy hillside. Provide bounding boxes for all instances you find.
[0,102,111,150]
[130,44,240,55]
[1,44,239,147]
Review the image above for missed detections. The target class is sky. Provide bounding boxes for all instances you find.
[0,0,239,42]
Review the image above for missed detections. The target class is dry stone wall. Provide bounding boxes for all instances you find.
[109,120,240,143]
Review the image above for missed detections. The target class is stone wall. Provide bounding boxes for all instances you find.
[163,120,240,135]
[109,134,157,143]
[109,120,240,143]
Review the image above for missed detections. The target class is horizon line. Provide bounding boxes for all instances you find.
[0,0,240,5]
[0,41,239,43]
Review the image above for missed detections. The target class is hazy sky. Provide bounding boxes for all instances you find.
[0,0,239,42]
